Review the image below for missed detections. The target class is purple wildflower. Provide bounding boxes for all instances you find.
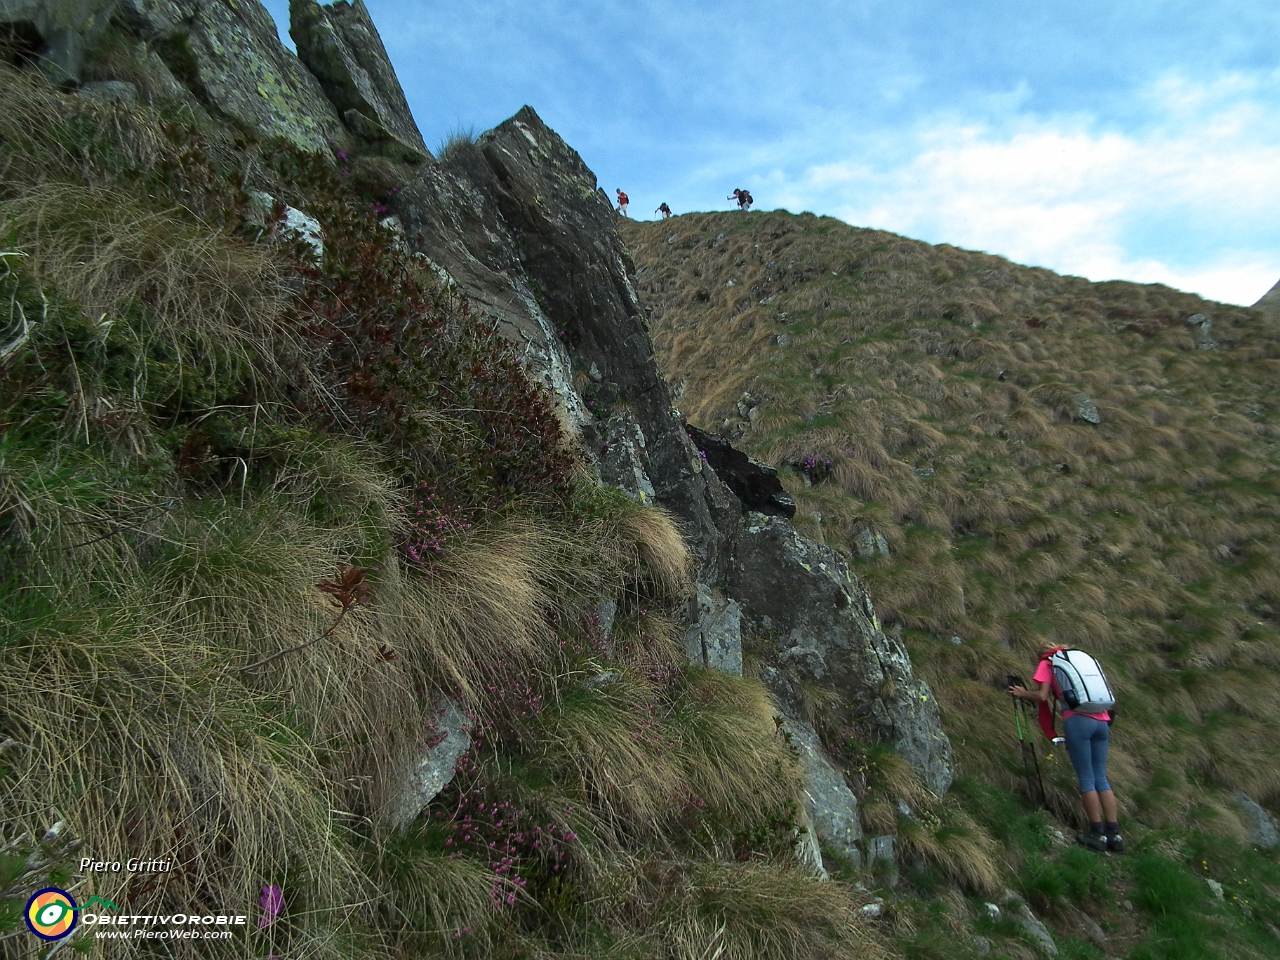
[258,885,283,927]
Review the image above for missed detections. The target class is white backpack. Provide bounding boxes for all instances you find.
[1047,649,1116,713]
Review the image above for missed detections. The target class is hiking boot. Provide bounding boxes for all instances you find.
[1106,834,1125,854]
[1076,832,1109,853]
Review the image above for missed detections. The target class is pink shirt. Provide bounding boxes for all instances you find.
[1034,658,1110,722]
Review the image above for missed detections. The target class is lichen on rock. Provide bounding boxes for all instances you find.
[114,0,346,151]
[289,0,429,162]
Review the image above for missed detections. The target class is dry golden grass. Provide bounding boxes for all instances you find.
[530,666,799,851]
[3,183,289,365]
[624,210,1280,830]
[0,61,168,188]
[0,437,739,956]
[0,586,360,955]
[643,860,889,960]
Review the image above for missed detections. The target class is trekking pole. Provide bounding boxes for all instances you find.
[1009,676,1046,807]
[1022,700,1049,806]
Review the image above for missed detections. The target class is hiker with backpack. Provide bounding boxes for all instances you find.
[656,202,672,219]
[616,189,629,217]
[1008,646,1123,853]
[728,188,753,211]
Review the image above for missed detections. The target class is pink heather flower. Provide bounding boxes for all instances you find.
[259,885,283,927]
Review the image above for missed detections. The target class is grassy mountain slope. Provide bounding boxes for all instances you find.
[623,211,1280,958]
[0,59,891,959]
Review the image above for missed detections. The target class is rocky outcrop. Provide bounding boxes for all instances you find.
[686,423,795,518]
[782,718,862,867]
[853,525,890,559]
[20,0,430,155]
[78,77,137,102]
[385,103,952,856]
[864,834,896,886]
[684,582,742,675]
[1,0,117,83]
[289,0,429,163]
[1186,313,1218,350]
[1234,791,1280,849]
[113,0,345,151]
[999,888,1058,956]
[390,108,741,582]
[730,515,953,797]
[382,699,471,828]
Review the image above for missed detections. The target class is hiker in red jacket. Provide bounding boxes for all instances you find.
[1009,644,1123,854]
[616,189,629,217]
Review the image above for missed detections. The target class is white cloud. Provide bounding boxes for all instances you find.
[772,73,1280,306]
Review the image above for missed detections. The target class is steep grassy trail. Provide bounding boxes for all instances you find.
[623,211,1280,959]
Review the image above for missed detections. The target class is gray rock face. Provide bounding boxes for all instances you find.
[865,834,897,887]
[78,78,137,102]
[595,596,617,641]
[114,0,345,152]
[1000,888,1058,955]
[1234,791,1280,849]
[1186,313,1218,350]
[1074,392,1101,424]
[788,829,829,880]
[731,515,953,796]
[1,0,118,83]
[390,107,741,583]
[686,423,795,518]
[684,582,742,675]
[383,699,471,828]
[288,0,428,162]
[853,526,890,559]
[384,106,951,854]
[246,191,324,259]
[782,718,861,867]
[597,413,657,501]
[1070,905,1106,945]
[280,204,324,259]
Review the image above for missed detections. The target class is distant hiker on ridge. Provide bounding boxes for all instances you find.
[616,189,629,217]
[656,202,672,219]
[1009,645,1124,854]
[728,188,753,211]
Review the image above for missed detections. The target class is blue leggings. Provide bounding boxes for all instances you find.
[1063,714,1111,793]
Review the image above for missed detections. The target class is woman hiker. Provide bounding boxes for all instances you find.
[1009,646,1123,853]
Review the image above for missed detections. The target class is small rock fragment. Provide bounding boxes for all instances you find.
[1074,393,1101,424]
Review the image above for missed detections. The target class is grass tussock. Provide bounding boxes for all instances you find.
[3,182,288,362]
[644,861,888,960]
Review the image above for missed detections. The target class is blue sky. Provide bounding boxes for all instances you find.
[264,0,1280,305]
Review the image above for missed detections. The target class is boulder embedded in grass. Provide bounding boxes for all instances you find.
[383,699,471,829]
[1234,791,1280,849]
